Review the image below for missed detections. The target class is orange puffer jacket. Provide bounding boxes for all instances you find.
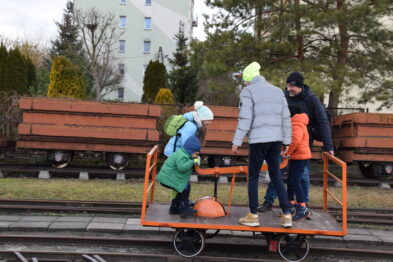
[286,113,312,160]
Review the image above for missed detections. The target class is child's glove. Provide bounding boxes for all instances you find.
[193,156,201,166]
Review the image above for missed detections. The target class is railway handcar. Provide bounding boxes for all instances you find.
[141,145,347,262]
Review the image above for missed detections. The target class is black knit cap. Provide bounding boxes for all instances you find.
[286,71,304,87]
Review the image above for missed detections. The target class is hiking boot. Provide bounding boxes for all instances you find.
[239,213,259,227]
[188,200,195,208]
[179,200,197,218]
[257,201,273,212]
[169,199,180,215]
[293,205,311,221]
[280,213,292,228]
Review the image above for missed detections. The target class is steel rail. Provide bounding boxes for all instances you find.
[0,235,392,261]
[0,199,392,225]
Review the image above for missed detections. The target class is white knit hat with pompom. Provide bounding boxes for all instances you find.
[194,101,214,121]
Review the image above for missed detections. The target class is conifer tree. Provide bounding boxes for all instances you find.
[168,22,198,104]
[5,48,28,95]
[48,56,86,99]
[203,0,393,110]
[50,2,85,65]
[142,60,167,103]
[50,1,92,96]
[24,56,37,91]
[0,44,8,91]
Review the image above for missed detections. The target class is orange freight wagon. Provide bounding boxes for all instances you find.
[17,97,161,169]
[333,112,393,179]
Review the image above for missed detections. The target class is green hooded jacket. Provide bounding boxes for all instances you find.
[157,148,194,193]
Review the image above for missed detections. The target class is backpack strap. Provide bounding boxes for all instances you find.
[172,120,199,153]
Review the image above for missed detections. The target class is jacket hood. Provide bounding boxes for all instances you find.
[292,113,309,125]
[284,83,311,100]
[182,136,201,155]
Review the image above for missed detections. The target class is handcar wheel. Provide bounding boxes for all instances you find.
[278,234,309,262]
[47,151,73,168]
[106,152,129,170]
[173,229,205,257]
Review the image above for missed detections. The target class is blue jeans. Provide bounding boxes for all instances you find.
[248,142,290,214]
[264,159,310,204]
[287,160,308,203]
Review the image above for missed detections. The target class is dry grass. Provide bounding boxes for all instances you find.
[0,178,392,209]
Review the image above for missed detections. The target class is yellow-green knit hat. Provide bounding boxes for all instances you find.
[242,61,261,81]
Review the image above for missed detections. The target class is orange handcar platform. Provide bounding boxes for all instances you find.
[140,145,347,261]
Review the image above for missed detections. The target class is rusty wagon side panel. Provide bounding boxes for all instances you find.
[333,113,393,163]
[17,97,161,154]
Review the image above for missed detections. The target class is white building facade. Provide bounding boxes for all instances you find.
[73,0,195,101]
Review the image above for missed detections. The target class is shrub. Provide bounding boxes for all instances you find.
[48,56,86,99]
[154,88,174,104]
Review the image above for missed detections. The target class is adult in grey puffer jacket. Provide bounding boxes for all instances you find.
[232,61,293,228]
[232,76,292,147]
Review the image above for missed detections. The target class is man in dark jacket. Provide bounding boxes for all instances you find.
[258,72,334,212]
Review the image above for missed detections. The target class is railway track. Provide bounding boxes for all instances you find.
[0,234,392,262]
[0,199,392,226]
[1,164,392,187]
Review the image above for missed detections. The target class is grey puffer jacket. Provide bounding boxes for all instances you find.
[232,76,292,146]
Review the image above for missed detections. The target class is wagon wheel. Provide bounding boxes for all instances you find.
[371,163,393,180]
[47,151,73,168]
[106,152,129,170]
[278,234,309,262]
[359,162,374,179]
[173,229,205,257]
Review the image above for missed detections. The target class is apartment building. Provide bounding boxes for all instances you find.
[73,0,195,101]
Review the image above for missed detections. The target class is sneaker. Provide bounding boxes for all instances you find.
[280,213,292,228]
[179,200,197,218]
[239,213,259,227]
[293,205,311,221]
[257,201,273,212]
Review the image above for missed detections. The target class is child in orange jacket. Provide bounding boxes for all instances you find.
[283,105,312,221]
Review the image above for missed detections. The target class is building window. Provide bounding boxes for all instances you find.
[119,40,125,52]
[145,0,152,5]
[118,63,125,75]
[120,0,126,4]
[119,16,126,28]
[144,41,151,54]
[118,88,124,99]
[144,17,151,30]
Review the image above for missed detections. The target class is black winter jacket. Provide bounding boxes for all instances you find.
[284,84,333,152]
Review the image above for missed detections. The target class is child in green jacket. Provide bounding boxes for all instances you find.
[157,136,201,218]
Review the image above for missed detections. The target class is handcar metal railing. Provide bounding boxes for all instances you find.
[323,152,347,235]
[140,145,159,223]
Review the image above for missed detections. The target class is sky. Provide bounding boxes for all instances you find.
[0,0,213,45]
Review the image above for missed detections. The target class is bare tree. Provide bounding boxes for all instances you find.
[74,8,123,100]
